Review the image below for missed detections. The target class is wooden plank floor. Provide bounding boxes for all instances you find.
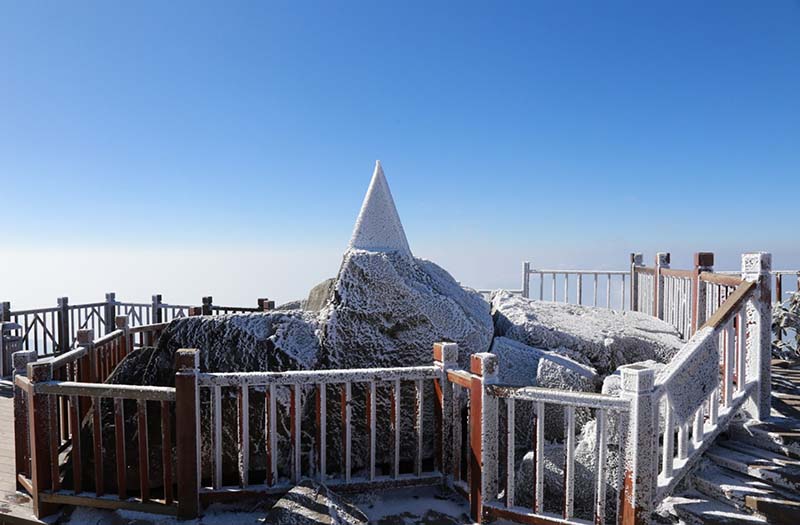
[0,381,44,525]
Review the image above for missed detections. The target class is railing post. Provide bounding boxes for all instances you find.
[27,360,58,518]
[654,253,670,320]
[56,297,69,354]
[104,292,116,335]
[630,253,643,311]
[0,301,11,322]
[152,294,163,323]
[188,306,202,316]
[115,315,129,359]
[619,365,657,525]
[201,296,213,316]
[13,350,36,486]
[175,348,200,519]
[775,274,783,305]
[741,252,772,421]
[469,352,498,523]
[522,261,531,299]
[433,342,458,478]
[691,252,714,335]
[258,298,275,311]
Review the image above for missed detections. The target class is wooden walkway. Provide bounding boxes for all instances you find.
[0,361,799,525]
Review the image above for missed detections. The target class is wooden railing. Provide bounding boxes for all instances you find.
[0,294,274,359]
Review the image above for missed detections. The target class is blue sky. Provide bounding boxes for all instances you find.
[1,1,799,305]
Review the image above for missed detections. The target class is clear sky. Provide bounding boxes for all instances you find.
[1,1,799,307]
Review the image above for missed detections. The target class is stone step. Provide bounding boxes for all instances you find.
[731,419,800,459]
[717,439,800,468]
[705,444,800,492]
[691,460,800,524]
[660,491,767,525]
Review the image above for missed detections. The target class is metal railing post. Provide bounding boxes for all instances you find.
[56,297,69,354]
[630,253,643,312]
[741,252,772,421]
[104,292,116,335]
[522,261,531,299]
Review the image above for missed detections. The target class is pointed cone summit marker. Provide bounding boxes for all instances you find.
[348,161,412,257]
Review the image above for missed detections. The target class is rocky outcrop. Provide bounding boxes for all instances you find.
[491,290,683,375]
[265,480,368,525]
[305,278,336,312]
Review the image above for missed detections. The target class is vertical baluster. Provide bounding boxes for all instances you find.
[724,321,734,407]
[551,273,556,302]
[292,384,301,483]
[137,399,149,502]
[737,312,747,393]
[316,383,326,482]
[577,274,583,305]
[506,398,515,508]
[594,409,607,524]
[564,273,569,303]
[709,388,719,426]
[343,382,351,482]
[161,400,173,505]
[93,399,103,496]
[677,423,688,460]
[368,381,376,481]
[415,379,423,477]
[538,272,544,300]
[239,384,249,487]
[534,400,544,513]
[114,398,126,500]
[662,401,674,478]
[606,274,611,307]
[48,393,60,491]
[452,386,462,482]
[693,406,704,448]
[563,406,575,518]
[212,386,222,489]
[593,273,598,306]
[268,383,277,485]
[392,379,401,479]
[70,395,82,493]
[620,275,626,310]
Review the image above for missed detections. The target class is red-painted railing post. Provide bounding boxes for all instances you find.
[104,292,116,335]
[654,253,670,320]
[27,360,58,518]
[742,252,773,421]
[115,315,129,361]
[630,253,643,312]
[620,365,657,525]
[56,296,69,354]
[691,252,714,335]
[201,296,213,316]
[152,294,163,323]
[433,342,458,478]
[14,350,36,485]
[469,352,498,523]
[175,348,200,519]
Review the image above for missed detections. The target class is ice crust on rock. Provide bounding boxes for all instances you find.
[491,290,683,375]
[347,160,412,258]
[265,480,368,525]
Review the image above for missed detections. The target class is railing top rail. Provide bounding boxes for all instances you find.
[159,303,195,309]
[67,302,106,309]
[34,380,176,401]
[93,329,124,346]
[211,305,262,312]
[9,306,60,315]
[114,301,152,307]
[528,269,628,275]
[487,383,631,411]
[699,271,744,288]
[660,268,695,279]
[128,322,170,334]
[42,347,87,369]
[635,266,656,274]
[197,365,440,387]
[703,280,756,330]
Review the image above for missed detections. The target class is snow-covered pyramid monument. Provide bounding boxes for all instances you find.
[318,161,493,370]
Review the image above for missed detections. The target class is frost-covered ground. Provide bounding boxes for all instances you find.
[57,487,476,525]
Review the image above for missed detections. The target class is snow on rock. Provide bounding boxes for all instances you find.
[305,277,336,311]
[537,351,599,441]
[491,290,683,375]
[348,160,412,258]
[490,336,544,386]
[601,360,666,445]
[265,480,368,525]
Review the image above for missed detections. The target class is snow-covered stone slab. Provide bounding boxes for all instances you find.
[265,480,368,525]
[491,290,683,375]
[490,336,545,386]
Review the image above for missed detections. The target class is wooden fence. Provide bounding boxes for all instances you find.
[10,252,775,524]
[0,294,273,359]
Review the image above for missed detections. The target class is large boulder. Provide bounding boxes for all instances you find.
[537,351,599,441]
[320,250,493,371]
[265,480,368,525]
[491,290,683,375]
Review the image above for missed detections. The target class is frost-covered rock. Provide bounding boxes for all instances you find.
[489,336,544,386]
[84,312,322,492]
[306,277,336,312]
[265,480,367,525]
[537,352,599,441]
[601,360,666,445]
[491,290,683,375]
